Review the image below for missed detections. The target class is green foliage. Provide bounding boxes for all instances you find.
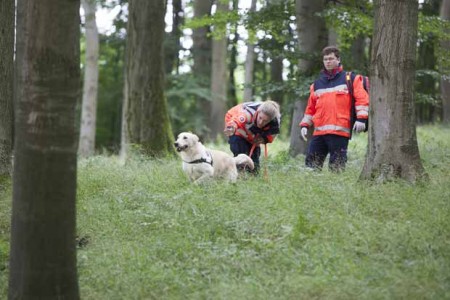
[1,126,450,299]
[166,73,211,136]
[184,6,240,40]
[321,1,373,50]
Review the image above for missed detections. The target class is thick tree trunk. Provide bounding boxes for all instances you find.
[360,0,427,183]
[0,0,14,179]
[123,0,174,157]
[9,0,80,298]
[441,0,450,123]
[209,0,228,141]
[289,0,327,157]
[79,0,99,157]
[192,0,212,134]
[243,0,257,102]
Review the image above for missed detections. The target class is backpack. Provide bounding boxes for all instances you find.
[345,72,369,137]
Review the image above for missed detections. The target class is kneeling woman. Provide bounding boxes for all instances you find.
[223,100,281,173]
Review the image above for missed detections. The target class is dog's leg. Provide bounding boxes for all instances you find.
[193,173,212,184]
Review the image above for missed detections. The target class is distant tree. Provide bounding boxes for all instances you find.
[164,0,183,75]
[289,0,327,157]
[209,0,229,140]
[441,0,450,123]
[122,0,174,157]
[0,0,14,179]
[79,0,100,157]
[360,0,427,183]
[8,0,80,298]
[192,0,212,135]
[243,0,257,102]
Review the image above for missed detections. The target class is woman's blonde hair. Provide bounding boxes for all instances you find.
[258,100,281,120]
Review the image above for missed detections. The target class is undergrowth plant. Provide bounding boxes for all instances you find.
[0,125,449,299]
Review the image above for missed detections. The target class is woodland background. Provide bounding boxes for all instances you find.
[1,0,450,298]
[78,0,450,154]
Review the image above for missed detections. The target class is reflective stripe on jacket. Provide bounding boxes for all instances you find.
[225,102,279,143]
[299,67,369,138]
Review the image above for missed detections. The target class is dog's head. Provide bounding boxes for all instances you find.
[174,132,199,152]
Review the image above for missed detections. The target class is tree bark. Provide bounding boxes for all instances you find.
[164,0,183,75]
[123,0,174,157]
[289,0,327,157]
[441,0,450,123]
[209,0,229,141]
[79,0,99,157]
[243,0,257,102]
[9,0,80,298]
[0,0,14,179]
[192,0,212,134]
[360,0,427,183]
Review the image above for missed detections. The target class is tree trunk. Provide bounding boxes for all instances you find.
[79,0,99,158]
[270,56,284,105]
[243,0,257,102]
[164,0,183,75]
[123,0,174,157]
[441,0,450,123]
[360,0,427,183]
[209,0,229,141]
[192,0,212,134]
[289,0,327,157]
[0,0,14,179]
[9,0,80,298]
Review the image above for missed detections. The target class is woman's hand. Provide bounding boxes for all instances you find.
[224,126,235,136]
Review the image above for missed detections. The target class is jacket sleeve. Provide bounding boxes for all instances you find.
[352,75,369,120]
[299,84,317,128]
[224,106,251,130]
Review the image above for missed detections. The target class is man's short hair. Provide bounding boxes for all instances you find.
[322,46,340,59]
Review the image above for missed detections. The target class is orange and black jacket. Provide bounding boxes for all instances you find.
[225,102,280,144]
[300,66,369,138]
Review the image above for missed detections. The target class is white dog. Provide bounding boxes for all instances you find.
[174,132,254,184]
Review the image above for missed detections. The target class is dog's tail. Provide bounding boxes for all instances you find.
[234,154,255,170]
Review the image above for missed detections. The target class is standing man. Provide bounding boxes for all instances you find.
[299,46,369,171]
[224,100,281,173]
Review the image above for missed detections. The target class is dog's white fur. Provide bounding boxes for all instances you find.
[174,132,254,184]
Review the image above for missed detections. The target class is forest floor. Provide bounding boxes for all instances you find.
[1,125,449,299]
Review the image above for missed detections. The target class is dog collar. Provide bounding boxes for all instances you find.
[184,151,213,166]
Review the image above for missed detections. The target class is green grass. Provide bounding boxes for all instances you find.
[1,125,450,299]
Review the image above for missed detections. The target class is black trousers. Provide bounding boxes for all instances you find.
[305,134,349,171]
[228,135,260,172]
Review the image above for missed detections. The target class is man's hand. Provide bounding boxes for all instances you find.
[300,127,308,141]
[353,121,366,133]
[224,126,235,136]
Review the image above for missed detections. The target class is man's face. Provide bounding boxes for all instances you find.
[323,53,340,71]
[256,112,271,128]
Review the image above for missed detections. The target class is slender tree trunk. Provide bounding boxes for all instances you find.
[0,0,14,179]
[192,0,212,134]
[209,0,229,141]
[270,56,284,105]
[123,0,174,157]
[289,0,327,157]
[164,0,183,75]
[441,0,450,123]
[243,0,257,102]
[79,0,99,157]
[360,0,427,183]
[9,0,80,298]
[228,5,239,108]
